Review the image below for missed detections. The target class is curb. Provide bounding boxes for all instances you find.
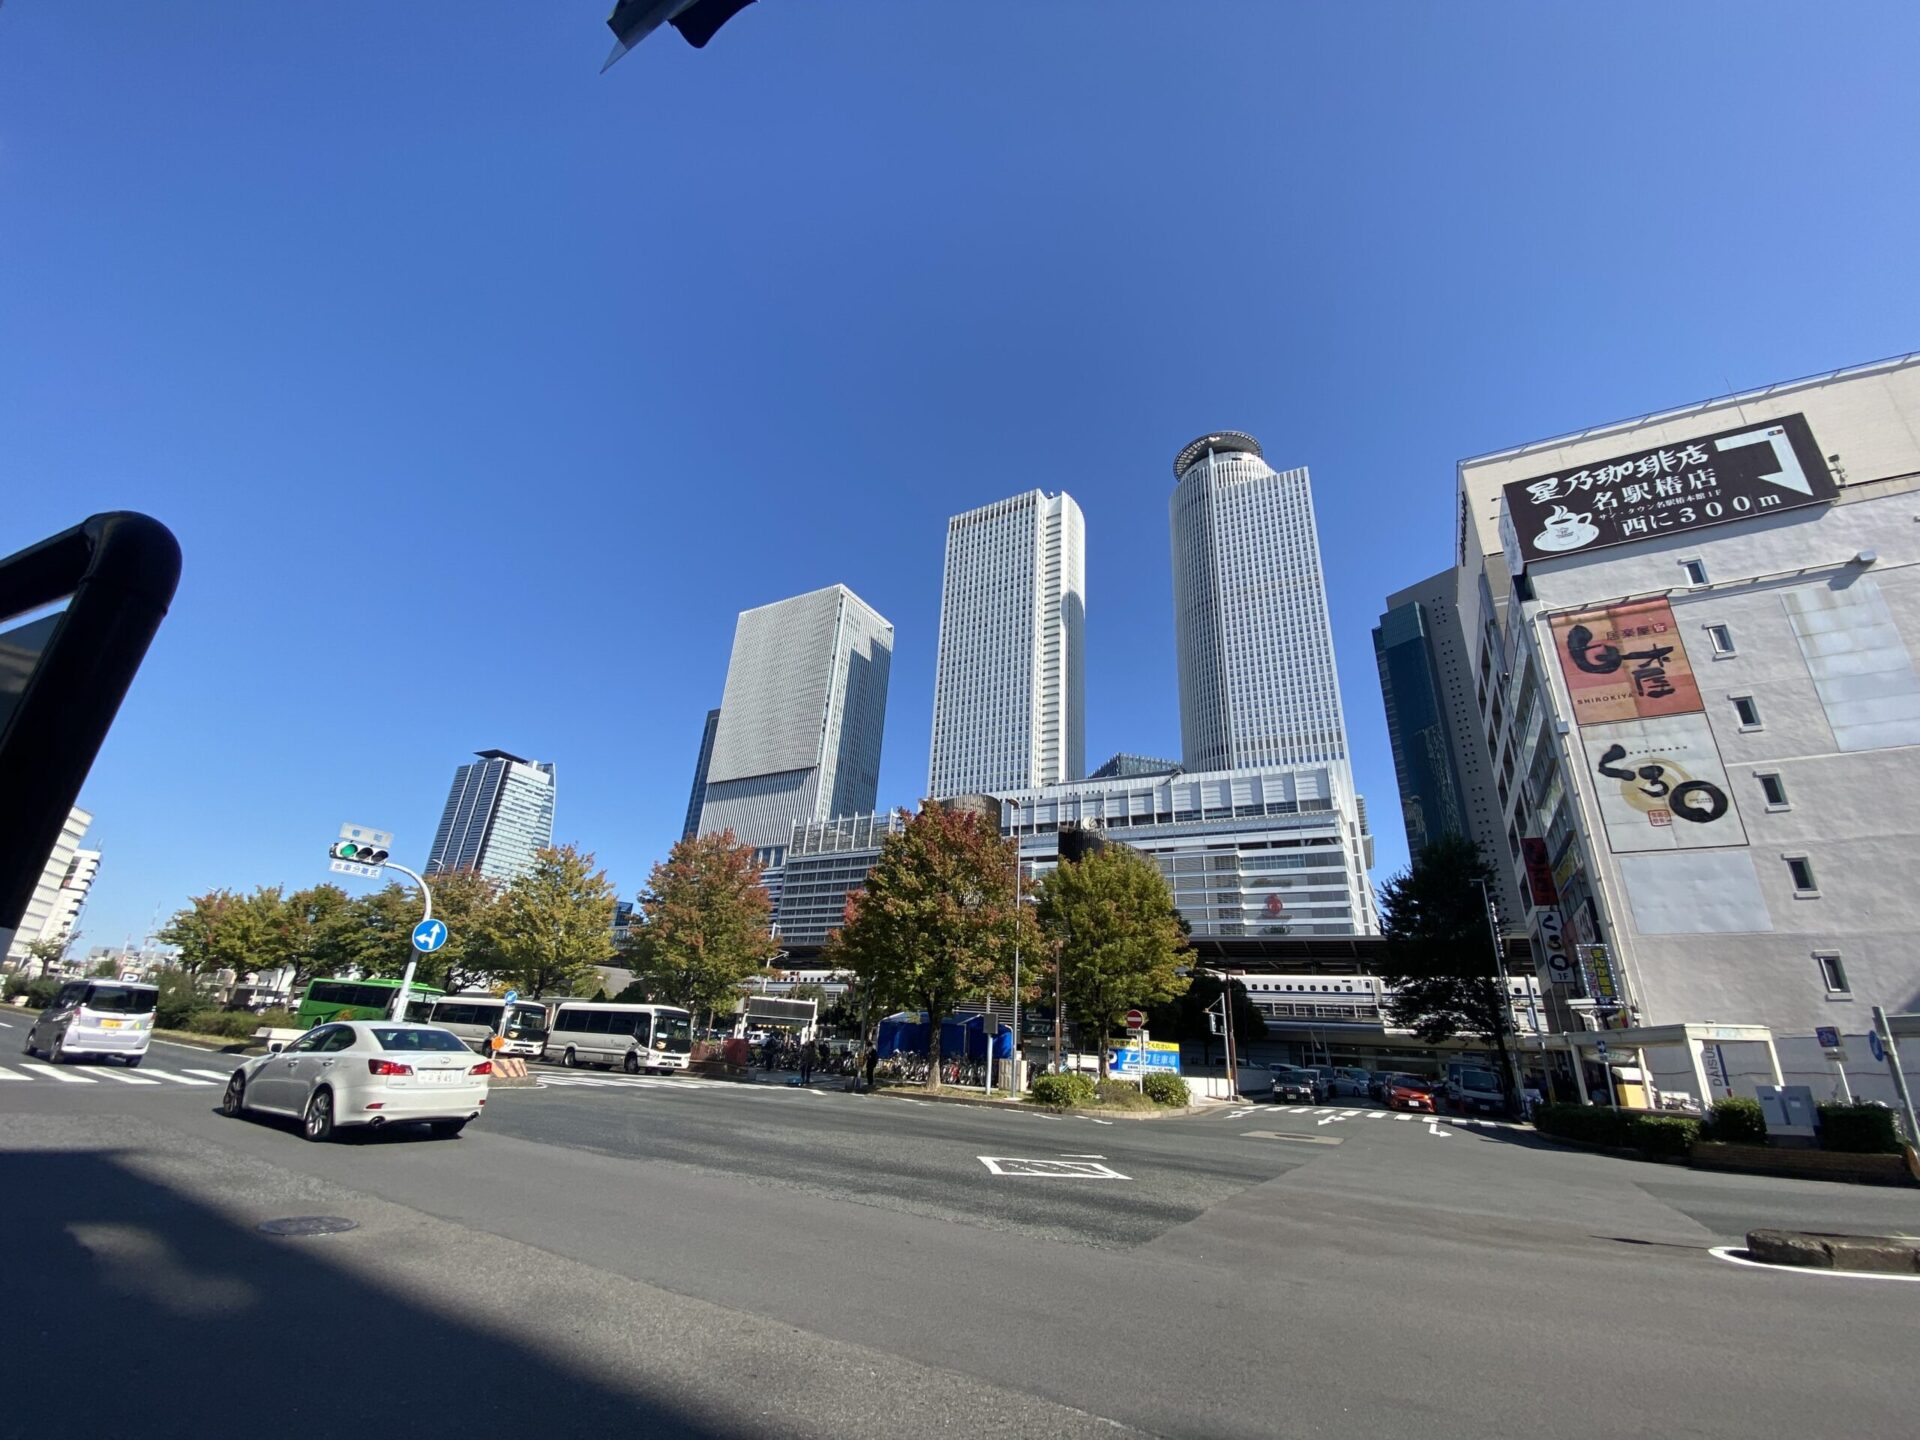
[867,1087,1204,1120]
[1747,1228,1920,1275]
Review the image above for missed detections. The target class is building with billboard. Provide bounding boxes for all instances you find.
[1455,351,1920,1102]
[697,585,893,861]
[928,490,1086,798]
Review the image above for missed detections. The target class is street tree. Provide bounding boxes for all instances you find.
[158,886,298,977]
[488,844,618,1000]
[824,802,1039,1087]
[633,830,779,1029]
[1034,844,1190,1077]
[412,867,505,992]
[1375,833,1516,1108]
[1148,971,1266,1065]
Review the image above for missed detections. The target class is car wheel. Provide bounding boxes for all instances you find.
[49,1033,67,1064]
[222,1072,248,1116]
[562,1047,578,1068]
[303,1088,336,1143]
[429,1120,467,1140]
[22,1031,38,1058]
[623,1051,639,1075]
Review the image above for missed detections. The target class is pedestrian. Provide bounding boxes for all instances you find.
[863,1044,880,1092]
[799,1038,815,1086]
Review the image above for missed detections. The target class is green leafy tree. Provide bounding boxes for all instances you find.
[1376,834,1516,1111]
[1035,845,1191,1077]
[1149,971,1266,1064]
[283,884,357,990]
[488,844,619,1000]
[824,802,1040,1087]
[22,936,73,975]
[413,868,505,992]
[632,831,779,1029]
[158,886,298,978]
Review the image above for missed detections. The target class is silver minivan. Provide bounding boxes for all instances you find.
[24,980,159,1065]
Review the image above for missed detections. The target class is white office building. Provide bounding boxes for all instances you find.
[425,750,557,883]
[929,490,1086,798]
[1171,432,1353,780]
[5,805,98,966]
[1456,352,1920,1104]
[699,585,894,858]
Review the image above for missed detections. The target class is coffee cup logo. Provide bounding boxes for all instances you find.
[1534,504,1599,553]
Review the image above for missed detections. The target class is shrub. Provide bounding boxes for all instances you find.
[1532,1103,1640,1148]
[3,972,29,1000]
[1029,1072,1097,1108]
[1141,1072,1190,1107]
[1701,1096,1767,1145]
[1094,1078,1153,1109]
[1630,1115,1700,1158]
[152,968,204,1029]
[1817,1104,1902,1155]
[25,976,60,1010]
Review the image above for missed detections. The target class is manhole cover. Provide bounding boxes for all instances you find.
[257,1216,359,1238]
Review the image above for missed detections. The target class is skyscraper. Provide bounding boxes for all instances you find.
[928,490,1085,798]
[1170,431,1352,777]
[697,585,893,857]
[1372,574,1471,855]
[680,707,721,841]
[4,805,97,965]
[425,749,556,882]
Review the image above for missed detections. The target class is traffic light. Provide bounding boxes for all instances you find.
[604,0,758,68]
[1207,1010,1223,1035]
[329,840,389,866]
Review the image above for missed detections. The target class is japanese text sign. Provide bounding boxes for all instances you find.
[1550,598,1703,725]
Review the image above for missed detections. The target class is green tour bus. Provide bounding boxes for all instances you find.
[295,977,445,1029]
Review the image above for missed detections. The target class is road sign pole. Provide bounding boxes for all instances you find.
[1871,1006,1920,1145]
[382,860,433,1021]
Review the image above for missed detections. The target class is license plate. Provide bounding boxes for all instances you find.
[100,1019,123,1029]
[421,1069,467,1084]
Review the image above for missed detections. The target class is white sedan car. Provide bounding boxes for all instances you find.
[221,1020,489,1142]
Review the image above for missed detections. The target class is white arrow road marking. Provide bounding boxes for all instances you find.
[1226,1107,1257,1119]
[1316,1114,1345,1126]
[1428,1120,1451,1138]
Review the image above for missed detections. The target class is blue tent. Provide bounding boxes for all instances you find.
[874,1011,1012,1060]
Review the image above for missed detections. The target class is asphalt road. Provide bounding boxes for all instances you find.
[3,1032,1917,1440]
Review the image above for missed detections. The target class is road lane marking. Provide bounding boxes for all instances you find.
[158,1070,221,1084]
[182,1069,234,1082]
[19,1064,95,1084]
[979,1156,1129,1179]
[1709,1246,1920,1283]
[1316,1114,1344,1126]
[0,1066,27,1081]
[90,1068,161,1085]
[1396,1114,1415,1121]
[1241,1130,1342,1146]
[1367,1111,1389,1119]
[1427,1121,1451,1138]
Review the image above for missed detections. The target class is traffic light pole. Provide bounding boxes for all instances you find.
[382,861,434,1021]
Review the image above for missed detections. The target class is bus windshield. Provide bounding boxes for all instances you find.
[654,1012,692,1054]
[505,1002,549,1040]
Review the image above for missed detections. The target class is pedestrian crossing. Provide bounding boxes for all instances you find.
[533,1072,724,1091]
[0,1061,228,1089]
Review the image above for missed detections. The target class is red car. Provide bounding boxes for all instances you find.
[1382,1075,1436,1113]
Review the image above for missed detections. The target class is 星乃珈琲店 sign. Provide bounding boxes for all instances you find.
[1500,412,1835,569]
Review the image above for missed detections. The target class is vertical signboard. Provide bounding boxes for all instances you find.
[1583,714,1745,852]
[1530,905,1575,987]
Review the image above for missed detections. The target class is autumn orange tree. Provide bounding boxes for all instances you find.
[633,830,780,1030]
[824,802,1040,1087]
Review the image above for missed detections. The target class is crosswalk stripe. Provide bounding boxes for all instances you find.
[0,1065,27,1081]
[1395,1114,1414,1121]
[19,1063,96,1084]
[153,1070,218,1085]
[182,1069,235,1082]
[1367,1111,1389,1119]
[90,1068,161,1085]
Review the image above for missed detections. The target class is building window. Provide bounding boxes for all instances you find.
[1815,952,1849,995]
[1757,773,1789,808]
[1681,559,1709,586]
[1732,695,1762,728]
[1705,624,1736,656]
[1785,855,1818,895]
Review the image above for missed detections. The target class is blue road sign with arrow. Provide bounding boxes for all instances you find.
[503,990,519,1006]
[411,919,449,953]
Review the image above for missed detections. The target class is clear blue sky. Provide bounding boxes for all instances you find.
[4,2,1915,950]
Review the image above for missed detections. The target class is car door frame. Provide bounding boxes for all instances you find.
[252,1026,333,1112]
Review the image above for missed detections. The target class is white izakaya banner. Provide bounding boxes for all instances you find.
[1582,713,1746,853]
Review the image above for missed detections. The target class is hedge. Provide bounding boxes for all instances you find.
[1029,1072,1097,1108]
[1817,1103,1902,1155]
[1095,1077,1153,1109]
[1533,1103,1642,1148]
[1701,1096,1767,1145]
[1141,1072,1190,1107]
[1629,1115,1701,1158]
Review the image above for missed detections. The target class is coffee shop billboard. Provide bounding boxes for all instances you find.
[1499,412,1836,570]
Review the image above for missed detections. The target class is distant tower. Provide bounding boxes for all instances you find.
[1170,432,1353,780]
[425,750,557,882]
[697,585,893,857]
[928,490,1086,797]
[681,707,721,841]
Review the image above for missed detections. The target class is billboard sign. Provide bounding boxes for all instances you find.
[1110,1039,1181,1076]
[1530,906,1576,987]
[1549,598,1702,725]
[1521,837,1558,907]
[1501,412,1835,568]
[1583,713,1745,852]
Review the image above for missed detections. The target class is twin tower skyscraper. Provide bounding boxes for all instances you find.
[687,430,1356,865]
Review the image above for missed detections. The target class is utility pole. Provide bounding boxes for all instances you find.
[1474,878,1527,1115]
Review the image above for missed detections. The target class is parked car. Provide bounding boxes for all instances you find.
[23,980,158,1066]
[1328,1066,1373,1098]
[1382,1074,1436,1113]
[1268,1064,1320,1103]
[220,1020,489,1142]
[1447,1066,1507,1116]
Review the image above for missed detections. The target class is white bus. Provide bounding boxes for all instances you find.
[544,1002,694,1073]
[425,994,554,1057]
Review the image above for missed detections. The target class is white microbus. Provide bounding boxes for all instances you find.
[426,994,554,1057]
[544,1002,694,1074]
